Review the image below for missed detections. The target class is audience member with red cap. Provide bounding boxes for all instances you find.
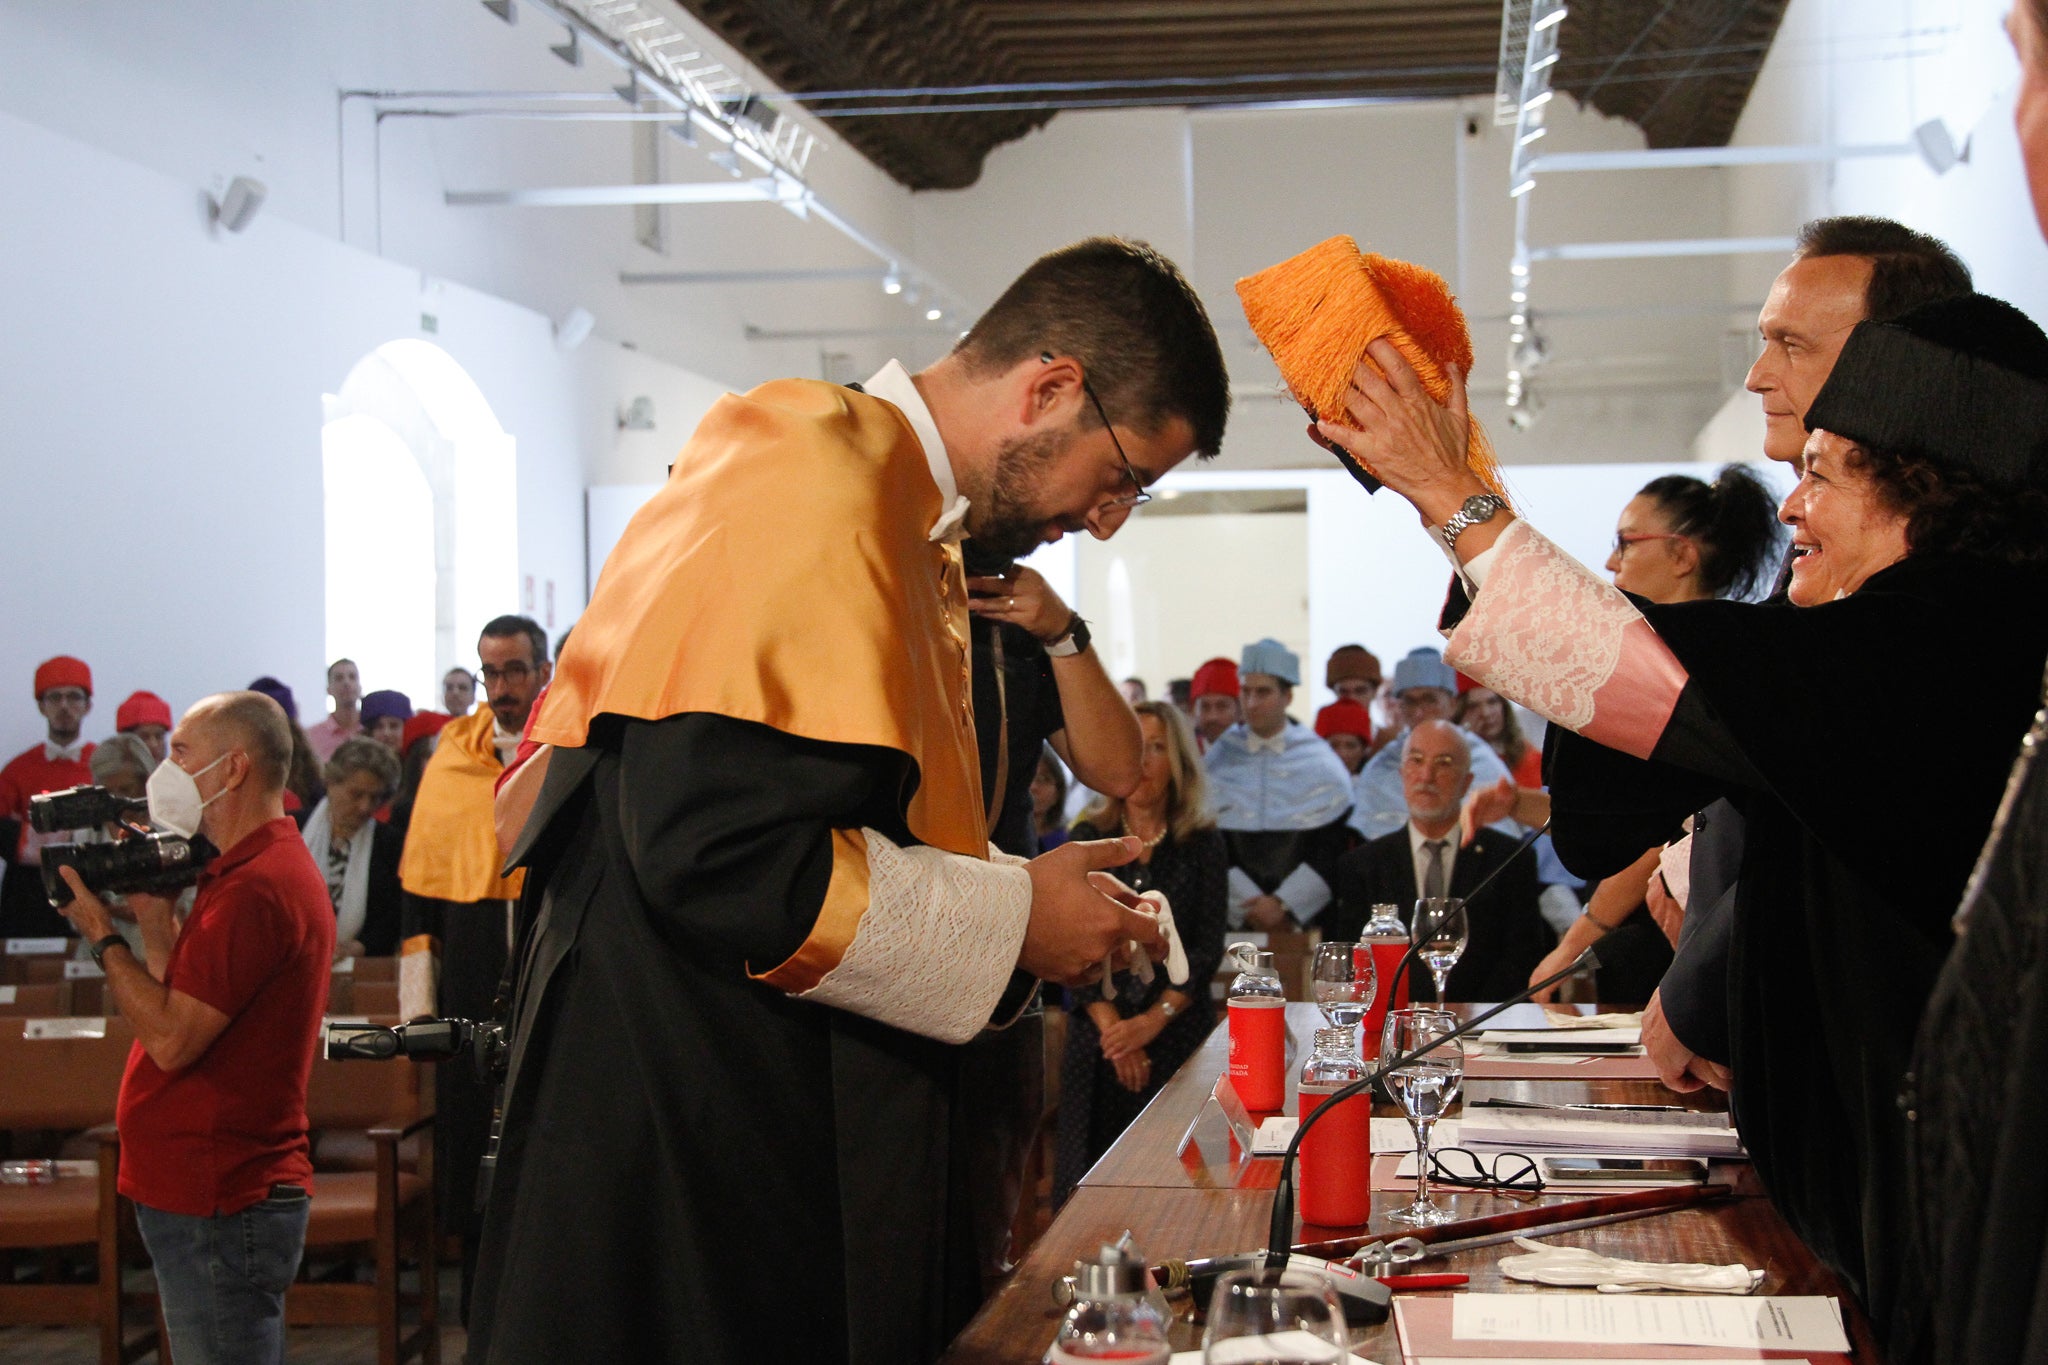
[0,655,99,938]
[116,690,175,764]
[1313,698,1373,776]
[1188,656,1241,750]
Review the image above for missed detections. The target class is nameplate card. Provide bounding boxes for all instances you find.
[0,986,14,1005]
[25,1017,108,1040]
[5,937,68,956]
[64,959,105,979]
[332,956,356,974]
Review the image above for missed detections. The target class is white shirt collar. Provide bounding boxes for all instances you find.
[863,360,970,543]
[44,739,85,764]
[1244,725,1289,756]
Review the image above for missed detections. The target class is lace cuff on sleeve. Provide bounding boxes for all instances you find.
[1443,519,1689,760]
[751,827,1032,1043]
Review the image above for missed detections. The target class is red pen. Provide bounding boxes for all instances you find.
[1375,1273,1469,1291]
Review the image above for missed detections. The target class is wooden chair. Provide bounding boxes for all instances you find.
[0,982,72,1016]
[1,953,69,986]
[0,1018,164,1364]
[290,1050,438,1365]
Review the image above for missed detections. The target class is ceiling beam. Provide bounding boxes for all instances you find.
[1527,234,1798,263]
[621,267,887,284]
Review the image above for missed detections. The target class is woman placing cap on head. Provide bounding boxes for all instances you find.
[1255,233,2048,1357]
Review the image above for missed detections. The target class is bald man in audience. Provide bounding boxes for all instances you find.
[56,692,331,1365]
[1328,720,1547,998]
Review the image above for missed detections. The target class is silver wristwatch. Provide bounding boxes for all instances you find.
[1156,999,1179,1019]
[1437,493,1507,552]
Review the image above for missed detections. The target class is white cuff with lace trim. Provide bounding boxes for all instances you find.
[796,828,1032,1044]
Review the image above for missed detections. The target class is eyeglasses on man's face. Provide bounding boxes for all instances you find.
[479,662,534,686]
[1080,376,1151,511]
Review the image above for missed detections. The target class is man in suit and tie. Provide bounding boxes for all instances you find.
[1327,720,1549,1001]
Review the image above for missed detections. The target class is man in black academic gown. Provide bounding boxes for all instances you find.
[1641,215,1973,1094]
[468,239,1230,1365]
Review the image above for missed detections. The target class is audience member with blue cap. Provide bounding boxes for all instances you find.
[1348,646,1517,841]
[1201,638,1357,929]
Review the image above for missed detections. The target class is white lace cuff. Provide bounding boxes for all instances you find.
[1443,519,1688,759]
[795,828,1032,1044]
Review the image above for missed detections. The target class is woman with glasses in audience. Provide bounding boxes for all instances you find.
[1521,464,1785,1004]
[1053,702,1226,1206]
[1312,293,2048,1356]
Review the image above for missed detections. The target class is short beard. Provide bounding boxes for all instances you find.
[969,427,1068,561]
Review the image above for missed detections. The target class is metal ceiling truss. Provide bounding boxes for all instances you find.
[394,0,969,329]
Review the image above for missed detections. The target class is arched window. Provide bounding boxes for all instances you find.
[322,341,517,699]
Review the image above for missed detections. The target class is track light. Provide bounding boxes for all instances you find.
[882,269,903,296]
[925,307,943,322]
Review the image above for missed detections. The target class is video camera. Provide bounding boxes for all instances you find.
[28,785,216,909]
[325,1017,509,1086]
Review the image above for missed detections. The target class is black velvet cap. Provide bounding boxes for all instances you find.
[1803,292,2048,490]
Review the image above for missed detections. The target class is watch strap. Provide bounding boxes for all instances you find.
[1044,612,1089,657]
[90,934,128,969]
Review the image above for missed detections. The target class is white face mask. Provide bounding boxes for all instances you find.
[147,752,229,838]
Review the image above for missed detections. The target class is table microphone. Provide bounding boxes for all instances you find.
[1263,942,1603,1274]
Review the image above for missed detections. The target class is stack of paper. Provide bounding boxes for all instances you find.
[1460,1109,1745,1160]
[1394,1291,1852,1361]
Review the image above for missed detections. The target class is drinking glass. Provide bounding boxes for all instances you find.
[1410,897,1469,1004]
[1380,1006,1465,1226]
[1309,940,1377,1033]
[1201,1266,1348,1364]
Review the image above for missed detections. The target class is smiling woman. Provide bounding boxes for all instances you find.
[1305,285,2048,1360]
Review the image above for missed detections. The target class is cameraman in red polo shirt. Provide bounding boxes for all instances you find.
[56,690,332,1365]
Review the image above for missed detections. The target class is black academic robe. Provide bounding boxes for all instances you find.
[1905,660,2048,1365]
[1326,824,1548,1001]
[1538,552,2048,1350]
[468,713,987,1365]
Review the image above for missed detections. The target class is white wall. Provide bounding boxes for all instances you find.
[1724,0,2048,321]
[0,110,725,756]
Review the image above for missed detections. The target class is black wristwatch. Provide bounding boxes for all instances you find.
[89,934,128,970]
[1044,612,1092,658]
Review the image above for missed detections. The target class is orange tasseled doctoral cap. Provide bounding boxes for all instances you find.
[1236,235,1509,501]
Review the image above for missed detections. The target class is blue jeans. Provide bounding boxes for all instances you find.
[136,1188,310,1365]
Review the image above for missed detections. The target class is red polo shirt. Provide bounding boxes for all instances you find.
[117,817,334,1216]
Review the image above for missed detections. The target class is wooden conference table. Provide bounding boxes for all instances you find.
[942,1002,1881,1364]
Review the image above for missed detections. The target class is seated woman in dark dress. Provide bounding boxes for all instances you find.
[1053,701,1227,1205]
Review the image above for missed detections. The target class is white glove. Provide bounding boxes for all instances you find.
[1498,1237,1763,1294]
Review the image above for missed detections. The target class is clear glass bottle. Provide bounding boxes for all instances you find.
[1225,943,1287,1111]
[1296,1027,1372,1228]
[1045,1240,1171,1364]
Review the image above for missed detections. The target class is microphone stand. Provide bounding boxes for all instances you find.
[1264,941,1601,1269]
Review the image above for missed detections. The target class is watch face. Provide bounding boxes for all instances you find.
[1463,494,1501,520]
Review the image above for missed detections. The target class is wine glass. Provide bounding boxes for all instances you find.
[1201,1266,1348,1364]
[1410,897,1469,1004]
[1309,940,1377,1035]
[1380,1006,1465,1226]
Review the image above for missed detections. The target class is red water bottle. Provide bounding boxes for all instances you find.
[1225,944,1287,1112]
[1296,1027,1372,1228]
[1359,904,1411,1058]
